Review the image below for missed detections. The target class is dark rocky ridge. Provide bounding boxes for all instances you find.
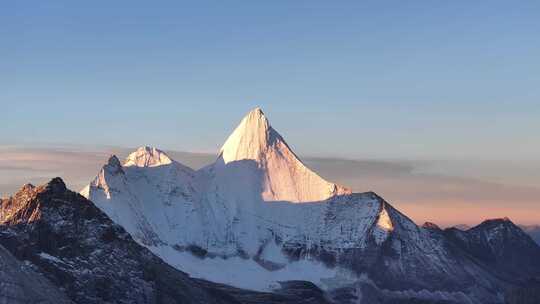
[0,178,330,304]
[278,194,540,304]
[444,218,540,280]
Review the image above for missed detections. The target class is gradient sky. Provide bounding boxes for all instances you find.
[1,2,539,225]
[2,1,540,160]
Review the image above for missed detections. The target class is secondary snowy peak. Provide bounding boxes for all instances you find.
[215,107,350,202]
[124,146,172,167]
[80,154,125,200]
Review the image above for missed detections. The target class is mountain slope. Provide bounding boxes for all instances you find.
[82,108,540,303]
[81,148,198,246]
[444,218,540,279]
[1,178,331,304]
[0,242,71,304]
[1,178,223,303]
[519,225,540,245]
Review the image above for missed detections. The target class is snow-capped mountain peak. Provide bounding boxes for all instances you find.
[215,107,350,203]
[219,107,274,163]
[80,108,540,303]
[124,146,172,167]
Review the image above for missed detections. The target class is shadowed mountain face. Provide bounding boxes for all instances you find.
[454,223,540,246]
[519,225,540,245]
[445,219,540,279]
[0,178,331,304]
[80,108,540,304]
[0,243,71,304]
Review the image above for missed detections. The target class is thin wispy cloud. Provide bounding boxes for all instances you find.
[1,145,538,226]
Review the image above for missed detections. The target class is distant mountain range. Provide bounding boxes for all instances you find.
[453,224,540,246]
[518,225,540,245]
[0,108,538,304]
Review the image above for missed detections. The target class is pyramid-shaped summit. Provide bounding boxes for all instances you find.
[216,107,350,203]
[219,107,275,163]
[80,108,540,301]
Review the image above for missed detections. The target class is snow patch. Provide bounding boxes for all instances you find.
[38,252,63,264]
[259,239,288,265]
[149,245,354,292]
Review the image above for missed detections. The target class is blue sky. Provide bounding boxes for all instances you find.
[2,1,539,160]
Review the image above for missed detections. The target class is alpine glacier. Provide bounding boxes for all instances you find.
[82,108,540,303]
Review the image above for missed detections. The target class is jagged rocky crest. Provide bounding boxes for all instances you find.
[0,178,331,304]
[79,108,540,304]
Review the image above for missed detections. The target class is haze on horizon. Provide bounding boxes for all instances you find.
[1,133,539,227]
[1,2,539,226]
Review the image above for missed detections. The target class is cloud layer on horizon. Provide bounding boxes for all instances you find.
[1,145,539,226]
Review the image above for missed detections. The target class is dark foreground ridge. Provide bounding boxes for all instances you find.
[0,178,330,304]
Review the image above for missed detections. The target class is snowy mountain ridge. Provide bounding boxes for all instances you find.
[82,108,357,254]
[1,177,331,304]
[125,146,175,167]
[81,108,540,303]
